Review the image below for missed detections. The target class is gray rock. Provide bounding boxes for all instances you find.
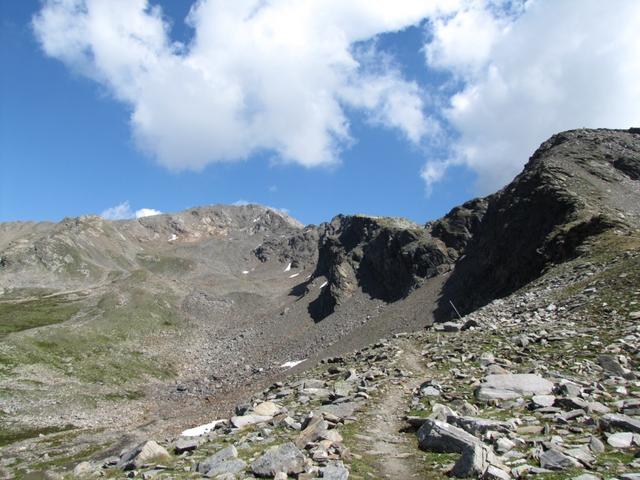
[117,441,171,471]
[571,475,601,480]
[447,415,514,436]
[318,402,361,419]
[174,437,199,454]
[295,416,329,448]
[600,413,640,433]
[450,443,501,478]
[252,401,281,416]
[539,448,580,470]
[599,354,636,379]
[531,395,556,408]
[476,374,554,401]
[556,396,588,411]
[589,436,605,454]
[482,465,511,480]
[230,414,273,428]
[319,461,349,480]
[196,445,246,477]
[607,432,635,448]
[250,442,305,477]
[417,419,480,453]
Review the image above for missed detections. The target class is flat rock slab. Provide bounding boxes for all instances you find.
[417,419,479,453]
[539,448,581,470]
[317,401,362,419]
[230,414,273,428]
[447,415,514,436]
[607,432,637,449]
[476,374,554,401]
[600,413,640,433]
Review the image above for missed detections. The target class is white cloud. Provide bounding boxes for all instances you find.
[33,0,456,172]
[100,201,161,220]
[101,201,134,220]
[423,0,640,192]
[33,0,640,195]
[135,208,162,218]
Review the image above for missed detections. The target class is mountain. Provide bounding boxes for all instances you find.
[0,128,639,479]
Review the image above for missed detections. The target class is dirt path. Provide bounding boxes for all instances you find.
[349,338,428,479]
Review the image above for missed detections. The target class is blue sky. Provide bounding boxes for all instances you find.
[2,1,639,225]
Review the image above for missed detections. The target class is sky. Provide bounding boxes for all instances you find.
[1,0,639,226]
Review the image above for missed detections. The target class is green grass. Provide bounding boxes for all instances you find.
[0,297,81,336]
[0,424,76,448]
[0,283,180,385]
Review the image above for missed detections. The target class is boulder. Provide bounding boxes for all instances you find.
[607,432,636,448]
[417,419,479,453]
[476,374,554,401]
[600,413,640,433]
[539,448,580,470]
[230,414,273,428]
[174,437,199,454]
[196,445,246,477]
[251,443,305,477]
[451,443,501,478]
[252,401,281,417]
[117,441,171,471]
[295,417,329,448]
[319,461,349,480]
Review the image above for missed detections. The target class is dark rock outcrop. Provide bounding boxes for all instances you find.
[435,128,640,319]
[308,215,453,321]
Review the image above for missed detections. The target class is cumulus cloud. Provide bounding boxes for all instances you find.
[100,201,161,220]
[423,0,640,192]
[33,0,640,194]
[135,208,162,218]
[33,0,456,171]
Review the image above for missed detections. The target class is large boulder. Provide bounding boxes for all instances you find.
[475,374,554,401]
[417,419,480,453]
[196,445,247,477]
[116,440,170,471]
[251,442,306,477]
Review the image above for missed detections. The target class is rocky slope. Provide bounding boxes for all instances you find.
[0,128,639,479]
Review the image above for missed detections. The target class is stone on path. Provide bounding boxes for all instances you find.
[476,374,554,401]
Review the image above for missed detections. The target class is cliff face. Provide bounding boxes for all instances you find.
[307,215,453,320]
[302,128,640,321]
[435,128,640,317]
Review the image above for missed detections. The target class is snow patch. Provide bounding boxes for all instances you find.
[283,262,292,272]
[180,419,226,437]
[288,273,300,278]
[320,281,328,289]
[168,234,177,242]
[242,270,250,275]
[280,359,306,369]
